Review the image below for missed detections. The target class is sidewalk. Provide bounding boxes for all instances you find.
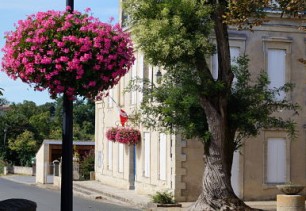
[1,174,277,210]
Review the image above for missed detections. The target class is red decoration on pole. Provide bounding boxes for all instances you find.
[120,109,128,126]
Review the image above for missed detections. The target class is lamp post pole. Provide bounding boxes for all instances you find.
[66,0,74,11]
[61,2,74,211]
[61,94,73,211]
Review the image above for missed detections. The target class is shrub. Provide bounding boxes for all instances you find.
[79,150,94,180]
[0,158,5,175]
[151,191,176,204]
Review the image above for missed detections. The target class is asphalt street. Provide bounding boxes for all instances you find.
[0,178,140,211]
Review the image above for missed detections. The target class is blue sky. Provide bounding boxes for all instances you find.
[0,0,119,105]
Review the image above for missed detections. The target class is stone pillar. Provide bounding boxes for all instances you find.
[53,160,60,176]
[128,145,135,190]
[90,171,95,180]
[73,156,79,180]
[277,194,305,211]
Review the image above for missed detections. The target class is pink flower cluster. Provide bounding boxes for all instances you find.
[106,127,118,142]
[1,8,135,99]
[105,127,141,145]
[115,127,141,145]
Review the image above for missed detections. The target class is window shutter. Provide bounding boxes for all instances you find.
[267,49,286,100]
[144,132,150,177]
[159,133,167,180]
[118,143,124,173]
[267,138,286,183]
[108,141,113,170]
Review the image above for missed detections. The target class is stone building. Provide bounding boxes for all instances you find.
[94,3,306,201]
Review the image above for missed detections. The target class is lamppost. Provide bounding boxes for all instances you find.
[151,66,163,88]
[61,2,74,211]
[155,68,162,84]
[3,128,7,157]
[3,128,7,147]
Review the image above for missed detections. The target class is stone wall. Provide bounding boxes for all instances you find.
[4,166,34,176]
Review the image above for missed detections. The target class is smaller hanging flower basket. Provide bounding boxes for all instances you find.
[115,127,141,145]
[106,127,118,142]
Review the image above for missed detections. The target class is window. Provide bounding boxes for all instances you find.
[119,73,126,107]
[263,37,292,100]
[266,138,287,183]
[159,133,167,180]
[230,47,240,66]
[231,151,241,197]
[144,132,150,177]
[108,89,114,108]
[130,62,137,105]
[108,141,113,170]
[211,46,241,81]
[138,53,144,104]
[118,143,124,173]
[211,53,218,80]
[267,49,286,100]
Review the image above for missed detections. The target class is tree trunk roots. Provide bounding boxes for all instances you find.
[189,196,263,211]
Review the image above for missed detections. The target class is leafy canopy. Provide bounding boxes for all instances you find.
[127,56,298,147]
[124,0,300,147]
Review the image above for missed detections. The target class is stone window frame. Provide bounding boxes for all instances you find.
[143,132,151,178]
[118,143,124,173]
[210,34,247,80]
[130,53,138,106]
[262,36,293,100]
[107,139,113,171]
[263,130,291,188]
[158,133,167,181]
[107,88,114,108]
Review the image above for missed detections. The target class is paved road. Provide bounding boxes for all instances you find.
[0,178,140,211]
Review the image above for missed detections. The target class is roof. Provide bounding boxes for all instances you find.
[42,139,95,146]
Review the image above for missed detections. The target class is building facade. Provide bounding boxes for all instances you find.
[94,3,306,201]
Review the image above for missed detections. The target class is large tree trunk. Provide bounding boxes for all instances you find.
[190,99,261,211]
[189,1,264,210]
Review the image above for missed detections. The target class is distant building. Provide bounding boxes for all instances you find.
[0,105,10,114]
[36,140,95,184]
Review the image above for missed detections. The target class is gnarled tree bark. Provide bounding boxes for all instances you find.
[190,99,261,211]
[190,1,263,210]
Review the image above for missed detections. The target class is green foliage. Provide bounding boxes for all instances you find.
[79,150,94,180]
[151,191,176,204]
[124,0,299,150]
[123,0,215,67]
[127,56,298,148]
[8,130,38,166]
[73,99,95,140]
[224,0,305,29]
[0,97,95,165]
[229,56,298,147]
[0,158,5,175]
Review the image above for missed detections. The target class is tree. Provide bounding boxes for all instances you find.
[8,130,38,166]
[123,0,302,210]
[73,99,95,140]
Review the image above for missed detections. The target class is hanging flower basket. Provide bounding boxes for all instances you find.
[106,127,118,142]
[1,8,135,100]
[115,127,141,145]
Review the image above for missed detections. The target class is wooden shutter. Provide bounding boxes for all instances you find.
[267,49,286,100]
[267,138,286,183]
[159,133,167,180]
[144,132,150,177]
[118,143,124,173]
